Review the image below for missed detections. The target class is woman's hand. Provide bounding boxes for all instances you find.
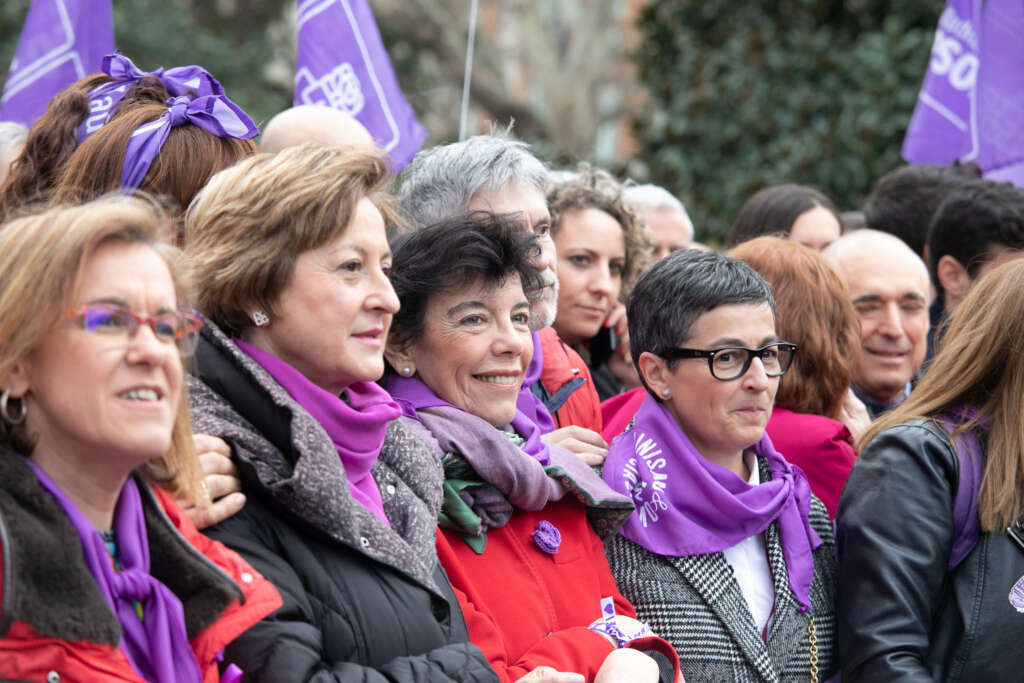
[594,648,660,683]
[542,426,608,466]
[180,434,246,530]
[515,667,585,683]
[838,388,871,442]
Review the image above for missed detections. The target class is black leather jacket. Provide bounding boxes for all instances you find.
[836,419,1024,682]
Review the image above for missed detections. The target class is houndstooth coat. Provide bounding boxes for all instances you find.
[605,457,838,682]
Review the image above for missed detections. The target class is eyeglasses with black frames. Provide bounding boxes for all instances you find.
[63,304,203,356]
[661,342,797,381]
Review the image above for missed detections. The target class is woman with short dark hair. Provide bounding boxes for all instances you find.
[384,212,679,683]
[726,183,841,251]
[603,249,838,681]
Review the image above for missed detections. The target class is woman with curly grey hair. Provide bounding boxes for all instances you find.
[547,165,651,400]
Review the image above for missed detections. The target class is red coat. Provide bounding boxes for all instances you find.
[0,474,281,683]
[763,408,856,518]
[436,498,677,682]
[538,327,603,433]
[602,390,856,518]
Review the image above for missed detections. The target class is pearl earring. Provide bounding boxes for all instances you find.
[251,311,270,327]
[401,366,413,376]
[661,388,671,398]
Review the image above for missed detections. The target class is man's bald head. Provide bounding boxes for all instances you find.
[259,105,377,154]
[824,230,931,405]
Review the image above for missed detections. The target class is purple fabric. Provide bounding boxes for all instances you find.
[294,0,427,170]
[902,0,1024,187]
[531,520,561,554]
[0,0,114,126]
[25,460,202,683]
[936,406,988,570]
[386,375,551,466]
[76,53,225,142]
[236,339,399,526]
[119,94,258,191]
[602,395,823,612]
[517,331,557,434]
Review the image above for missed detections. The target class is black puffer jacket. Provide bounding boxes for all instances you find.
[188,321,498,683]
[836,419,1024,682]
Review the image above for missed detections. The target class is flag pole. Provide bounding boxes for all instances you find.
[458,0,479,141]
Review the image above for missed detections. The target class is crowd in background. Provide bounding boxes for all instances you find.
[0,52,1022,683]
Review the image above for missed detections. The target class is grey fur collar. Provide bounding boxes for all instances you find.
[189,320,444,594]
[0,453,241,644]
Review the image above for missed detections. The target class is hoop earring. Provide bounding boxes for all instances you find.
[0,391,26,425]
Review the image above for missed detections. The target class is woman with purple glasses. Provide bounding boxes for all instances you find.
[0,195,279,681]
[602,249,838,682]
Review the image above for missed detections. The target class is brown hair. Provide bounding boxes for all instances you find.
[0,76,171,217]
[185,143,396,335]
[859,258,1024,532]
[547,164,652,300]
[0,195,204,505]
[52,101,256,239]
[729,236,859,419]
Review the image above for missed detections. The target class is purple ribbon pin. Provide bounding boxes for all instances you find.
[1010,574,1024,613]
[532,520,561,555]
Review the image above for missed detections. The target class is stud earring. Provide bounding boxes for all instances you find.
[401,366,413,376]
[661,388,671,399]
[251,311,270,327]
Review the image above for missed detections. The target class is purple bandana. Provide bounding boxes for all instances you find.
[517,331,557,434]
[76,53,225,142]
[236,340,400,526]
[26,460,202,683]
[386,375,551,465]
[602,395,823,612]
[120,94,258,191]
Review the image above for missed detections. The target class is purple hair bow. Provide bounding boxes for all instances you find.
[120,94,258,191]
[77,53,225,142]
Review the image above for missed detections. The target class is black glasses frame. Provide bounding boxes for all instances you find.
[661,342,798,381]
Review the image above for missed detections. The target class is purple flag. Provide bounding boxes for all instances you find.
[0,0,114,127]
[902,0,1024,187]
[294,0,427,170]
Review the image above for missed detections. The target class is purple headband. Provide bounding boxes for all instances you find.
[77,53,225,142]
[120,94,259,191]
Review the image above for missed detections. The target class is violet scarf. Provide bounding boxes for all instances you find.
[237,340,399,526]
[602,395,823,612]
[517,330,557,434]
[26,460,202,683]
[76,53,225,142]
[120,93,258,191]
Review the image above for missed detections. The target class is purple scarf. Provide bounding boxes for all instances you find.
[517,330,557,434]
[386,375,551,466]
[76,53,225,142]
[237,340,399,526]
[120,93,258,191]
[602,395,823,612]
[26,460,202,683]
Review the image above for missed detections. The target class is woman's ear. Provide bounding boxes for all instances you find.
[1,360,31,399]
[636,351,670,399]
[384,341,416,378]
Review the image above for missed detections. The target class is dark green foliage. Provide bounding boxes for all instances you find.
[633,0,941,242]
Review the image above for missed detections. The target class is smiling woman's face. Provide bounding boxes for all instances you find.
[402,274,533,427]
[649,302,780,464]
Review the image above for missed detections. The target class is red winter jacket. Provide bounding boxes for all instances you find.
[537,327,603,433]
[0,460,281,683]
[436,498,678,682]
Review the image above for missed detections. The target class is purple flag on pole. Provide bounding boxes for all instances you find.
[0,0,114,127]
[294,0,427,170]
[902,0,1024,188]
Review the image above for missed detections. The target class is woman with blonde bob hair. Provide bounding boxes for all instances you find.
[0,196,279,681]
[837,258,1024,680]
[729,236,864,517]
[185,143,499,681]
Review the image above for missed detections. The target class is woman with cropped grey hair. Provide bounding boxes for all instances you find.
[601,249,838,681]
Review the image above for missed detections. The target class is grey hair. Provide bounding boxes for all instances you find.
[0,122,28,155]
[623,184,694,238]
[398,134,548,228]
[628,249,775,397]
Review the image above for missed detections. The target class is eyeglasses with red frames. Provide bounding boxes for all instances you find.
[63,304,203,356]
[661,342,797,381]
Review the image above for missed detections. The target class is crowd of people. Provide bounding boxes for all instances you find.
[0,53,1022,683]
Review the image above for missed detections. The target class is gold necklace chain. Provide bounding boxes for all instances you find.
[808,616,819,683]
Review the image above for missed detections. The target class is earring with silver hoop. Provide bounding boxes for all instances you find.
[0,391,26,425]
